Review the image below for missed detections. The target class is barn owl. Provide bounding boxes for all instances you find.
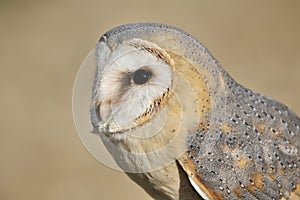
[88,23,300,200]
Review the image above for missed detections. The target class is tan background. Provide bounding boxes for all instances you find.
[1,0,300,199]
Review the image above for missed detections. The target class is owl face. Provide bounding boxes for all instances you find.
[91,38,175,136]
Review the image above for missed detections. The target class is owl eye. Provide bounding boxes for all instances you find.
[132,69,152,85]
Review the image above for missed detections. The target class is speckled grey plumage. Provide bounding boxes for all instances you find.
[188,79,300,199]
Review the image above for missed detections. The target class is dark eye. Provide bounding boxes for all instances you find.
[133,69,152,85]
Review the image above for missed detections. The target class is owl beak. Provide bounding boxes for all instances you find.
[91,102,110,134]
[97,102,112,123]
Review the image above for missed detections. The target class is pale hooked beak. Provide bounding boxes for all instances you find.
[91,101,112,134]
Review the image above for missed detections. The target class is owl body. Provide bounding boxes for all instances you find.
[185,78,300,199]
[90,23,300,200]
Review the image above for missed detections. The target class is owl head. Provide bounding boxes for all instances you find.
[90,24,229,168]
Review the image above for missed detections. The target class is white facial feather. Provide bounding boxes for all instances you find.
[93,40,173,134]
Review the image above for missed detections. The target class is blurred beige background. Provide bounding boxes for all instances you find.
[1,0,299,199]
